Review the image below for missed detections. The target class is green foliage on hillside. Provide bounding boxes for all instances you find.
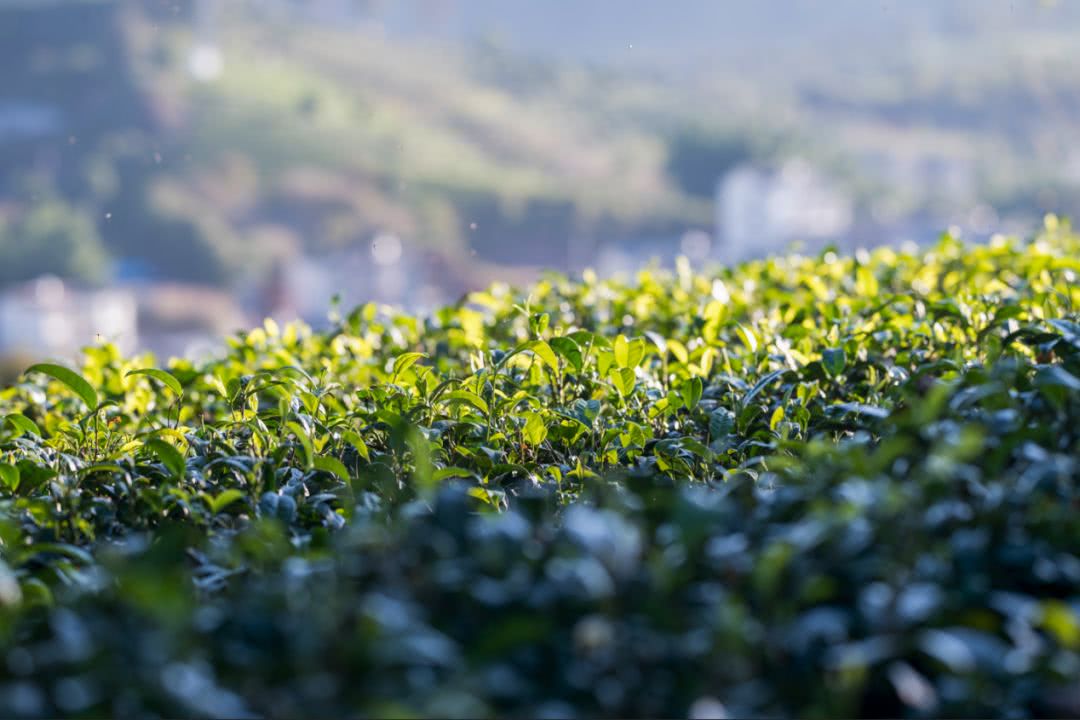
[9,1,1080,288]
[0,198,109,286]
[1,222,1080,716]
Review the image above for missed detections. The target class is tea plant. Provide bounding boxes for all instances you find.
[1,222,1079,717]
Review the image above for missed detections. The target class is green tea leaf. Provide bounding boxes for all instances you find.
[26,363,98,409]
[286,421,314,469]
[828,402,889,419]
[127,368,184,397]
[610,367,636,397]
[392,352,427,379]
[530,312,550,337]
[524,340,559,372]
[822,347,847,377]
[4,414,40,438]
[1048,318,1080,348]
[710,408,736,438]
[443,390,489,415]
[209,489,245,514]
[14,460,57,495]
[735,324,759,354]
[1041,601,1080,649]
[314,455,351,484]
[769,405,786,431]
[0,463,19,492]
[741,369,788,410]
[681,376,703,410]
[550,336,583,372]
[1035,365,1080,391]
[668,338,689,365]
[522,411,548,446]
[145,438,186,479]
[678,436,715,461]
[596,348,615,376]
[433,467,477,481]
[24,542,94,566]
[614,334,630,368]
[644,331,668,357]
[627,338,646,368]
[341,430,370,461]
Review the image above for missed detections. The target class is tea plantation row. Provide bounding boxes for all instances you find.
[1,224,1079,717]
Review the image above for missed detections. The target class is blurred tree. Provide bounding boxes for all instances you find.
[665,126,756,198]
[0,199,109,286]
[101,180,233,285]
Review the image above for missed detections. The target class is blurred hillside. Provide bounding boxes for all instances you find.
[2,0,1080,357]
[1,0,709,295]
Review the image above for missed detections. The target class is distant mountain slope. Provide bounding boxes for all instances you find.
[4,0,1080,294]
[369,0,1080,70]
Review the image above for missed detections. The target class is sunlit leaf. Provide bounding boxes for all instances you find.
[524,340,559,372]
[209,489,246,514]
[4,414,40,438]
[127,368,184,397]
[286,421,314,469]
[392,352,427,378]
[610,367,636,397]
[314,455,351,484]
[26,363,98,409]
[522,411,547,446]
[443,390,489,415]
[0,463,18,492]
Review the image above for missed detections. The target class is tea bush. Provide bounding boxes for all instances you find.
[1,223,1079,718]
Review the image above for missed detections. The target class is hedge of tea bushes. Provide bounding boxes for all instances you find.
[0,222,1079,717]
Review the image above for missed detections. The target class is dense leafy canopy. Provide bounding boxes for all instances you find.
[1,222,1080,717]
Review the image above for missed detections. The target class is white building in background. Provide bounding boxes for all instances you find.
[716,159,854,261]
[264,233,437,325]
[594,229,713,278]
[0,276,137,359]
[858,151,976,209]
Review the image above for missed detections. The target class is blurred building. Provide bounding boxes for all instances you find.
[595,229,712,277]
[0,276,137,359]
[257,234,441,326]
[132,283,247,361]
[716,159,854,261]
[861,152,976,208]
[0,274,252,362]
